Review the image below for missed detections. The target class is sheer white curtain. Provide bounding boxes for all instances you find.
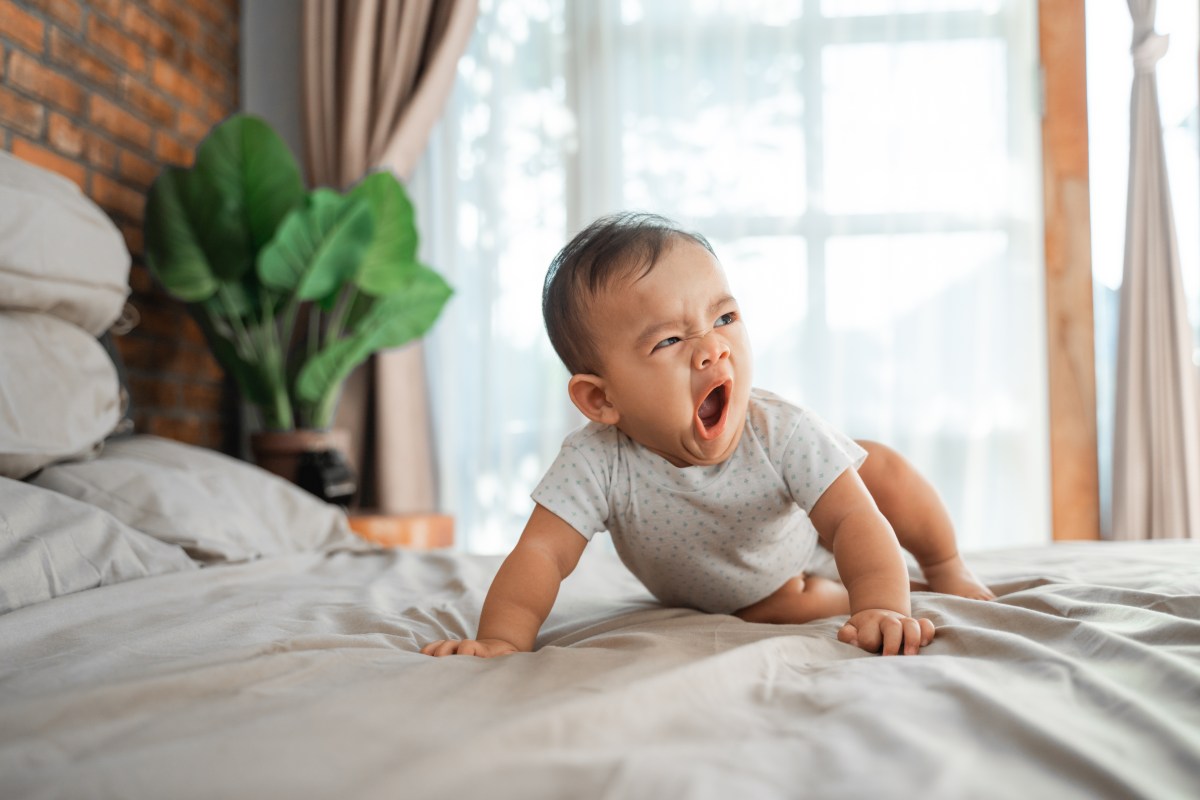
[1086,0,1200,538]
[414,0,1048,553]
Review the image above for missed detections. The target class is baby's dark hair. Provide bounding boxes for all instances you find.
[542,212,716,375]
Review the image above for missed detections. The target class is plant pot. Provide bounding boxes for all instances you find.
[251,429,357,506]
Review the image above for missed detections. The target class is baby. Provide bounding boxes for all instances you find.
[423,212,994,659]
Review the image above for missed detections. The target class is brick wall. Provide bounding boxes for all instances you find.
[1,0,240,452]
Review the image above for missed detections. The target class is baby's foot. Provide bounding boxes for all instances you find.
[920,555,996,601]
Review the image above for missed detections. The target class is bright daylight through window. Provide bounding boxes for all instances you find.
[417,0,1048,553]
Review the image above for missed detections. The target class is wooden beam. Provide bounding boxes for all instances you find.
[1039,0,1101,540]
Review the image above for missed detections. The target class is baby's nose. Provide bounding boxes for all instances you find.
[692,331,730,369]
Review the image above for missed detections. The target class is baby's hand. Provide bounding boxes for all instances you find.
[838,609,935,656]
[420,637,519,658]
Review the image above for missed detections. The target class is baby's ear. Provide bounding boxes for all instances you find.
[568,374,620,426]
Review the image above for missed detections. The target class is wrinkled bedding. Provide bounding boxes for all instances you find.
[1,537,1198,800]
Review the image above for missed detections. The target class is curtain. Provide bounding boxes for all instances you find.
[301,0,478,512]
[417,0,1048,554]
[1111,0,1200,540]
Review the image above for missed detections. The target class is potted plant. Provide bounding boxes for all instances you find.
[143,113,452,501]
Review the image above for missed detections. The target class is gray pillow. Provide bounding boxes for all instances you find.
[0,476,196,616]
[31,435,365,564]
[0,311,121,479]
[0,150,130,335]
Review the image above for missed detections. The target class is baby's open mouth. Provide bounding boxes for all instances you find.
[697,383,728,432]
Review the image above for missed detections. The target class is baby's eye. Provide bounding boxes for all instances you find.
[714,312,737,328]
[653,336,681,351]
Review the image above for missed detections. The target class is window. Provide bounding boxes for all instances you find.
[416,0,1048,553]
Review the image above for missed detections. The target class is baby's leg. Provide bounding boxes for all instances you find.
[855,440,995,601]
[734,575,850,624]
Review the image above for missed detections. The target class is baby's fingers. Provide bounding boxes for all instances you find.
[837,621,859,648]
[919,617,936,646]
[421,639,462,657]
[881,617,905,656]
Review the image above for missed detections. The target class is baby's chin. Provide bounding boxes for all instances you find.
[678,422,746,467]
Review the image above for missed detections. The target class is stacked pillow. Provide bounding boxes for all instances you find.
[0,151,130,479]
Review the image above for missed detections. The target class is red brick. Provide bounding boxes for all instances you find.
[199,418,223,450]
[143,414,205,446]
[12,137,86,189]
[90,172,145,223]
[46,112,83,154]
[8,51,86,114]
[198,28,237,71]
[0,42,5,80]
[90,93,153,148]
[114,334,155,371]
[86,0,122,21]
[45,113,116,171]
[180,314,206,346]
[122,74,175,126]
[177,109,209,141]
[182,381,224,413]
[201,96,228,126]
[128,265,155,294]
[134,299,189,340]
[21,0,83,32]
[168,346,223,382]
[121,3,176,58]
[88,15,147,74]
[119,222,144,258]
[0,85,44,137]
[145,0,203,44]
[129,374,182,407]
[49,28,119,91]
[189,0,227,28]
[154,130,193,166]
[182,49,229,97]
[118,147,158,189]
[0,0,46,53]
[150,58,204,110]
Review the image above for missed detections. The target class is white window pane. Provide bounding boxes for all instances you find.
[823,39,1009,216]
[716,235,808,354]
[824,233,1048,550]
[618,29,806,217]
[823,0,999,16]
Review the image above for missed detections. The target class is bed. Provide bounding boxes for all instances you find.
[2,154,1199,800]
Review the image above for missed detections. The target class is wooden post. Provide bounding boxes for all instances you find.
[1039,0,1101,540]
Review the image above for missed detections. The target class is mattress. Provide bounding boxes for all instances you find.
[2,486,1198,800]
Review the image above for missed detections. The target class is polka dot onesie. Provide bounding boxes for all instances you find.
[532,388,868,613]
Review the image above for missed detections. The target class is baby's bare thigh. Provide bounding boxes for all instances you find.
[734,574,849,624]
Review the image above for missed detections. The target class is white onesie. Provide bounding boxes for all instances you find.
[531,388,867,613]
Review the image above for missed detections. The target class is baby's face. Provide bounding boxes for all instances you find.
[587,240,753,467]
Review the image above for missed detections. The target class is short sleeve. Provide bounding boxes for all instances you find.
[779,407,868,513]
[531,444,610,541]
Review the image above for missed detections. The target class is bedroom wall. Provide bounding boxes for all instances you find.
[0,0,240,451]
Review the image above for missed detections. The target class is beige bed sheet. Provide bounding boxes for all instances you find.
[1,540,1198,799]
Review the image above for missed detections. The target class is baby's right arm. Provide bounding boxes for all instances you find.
[421,504,587,658]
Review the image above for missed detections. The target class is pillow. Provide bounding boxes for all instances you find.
[0,151,130,335]
[0,475,196,615]
[0,311,121,479]
[30,435,365,564]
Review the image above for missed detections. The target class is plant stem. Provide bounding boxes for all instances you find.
[326,285,358,344]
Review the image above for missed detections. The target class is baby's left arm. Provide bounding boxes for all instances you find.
[809,468,935,656]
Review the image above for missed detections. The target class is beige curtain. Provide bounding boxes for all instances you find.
[301,0,478,512]
[1111,0,1200,540]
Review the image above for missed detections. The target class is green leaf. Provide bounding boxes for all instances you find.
[144,169,218,302]
[294,266,452,426]
[190,113,306,280]
[349,170,420,296]
[257,189,375,310]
